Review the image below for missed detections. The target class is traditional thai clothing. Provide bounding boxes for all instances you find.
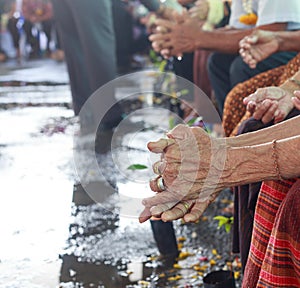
[243,179,300,287]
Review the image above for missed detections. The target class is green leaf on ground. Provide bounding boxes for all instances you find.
[127,164,148,171]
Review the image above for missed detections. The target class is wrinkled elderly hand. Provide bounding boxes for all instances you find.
[239,30,280,69]
[139,124,227,223]
[150,11,201,58]
[243,86,294,123]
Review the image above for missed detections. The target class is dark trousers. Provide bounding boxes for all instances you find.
[52,0,117,116]
[207,51,297,116]
[150,220,178,257]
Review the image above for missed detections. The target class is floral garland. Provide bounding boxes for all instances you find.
[239,0,257,25]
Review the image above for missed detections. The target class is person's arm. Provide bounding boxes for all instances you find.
[151,18,287,56]
[139,116,300,222]
[272,30,300,52]
[240,30,300,68]
[226,114,300,147]
[239,68,300,124]
[225,133,300,184]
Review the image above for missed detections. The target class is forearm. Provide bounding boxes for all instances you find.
[223,134,300,187]
[281,68,300,90]
[225,115,300,147]
[195,23,287,53]
[275,30,300,52]
[194,28,253,53]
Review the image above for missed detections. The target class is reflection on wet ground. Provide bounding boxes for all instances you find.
[0,60,242,288]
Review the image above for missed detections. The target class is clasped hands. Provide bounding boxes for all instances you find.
[150,6,204,59]
[139,124,227,223]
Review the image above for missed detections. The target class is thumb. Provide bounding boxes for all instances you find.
[246,33,259,44]
[147,138,175,153]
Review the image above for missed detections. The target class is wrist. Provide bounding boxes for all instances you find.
[275,33,284,52]
[281,79,300,98]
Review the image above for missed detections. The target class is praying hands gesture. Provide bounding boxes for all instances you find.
[150,11,202,59]
[139,124,228,223]
[239,30,281,69]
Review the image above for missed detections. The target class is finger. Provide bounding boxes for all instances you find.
[152,41,163,51]
[245,34,258,44]
[161,200,195,222]
[239,48,246,58]
[183,201,208,222]
[161,48,171,59]
[239,41,251,50]
[292,96,300,110]
[246,100,256,113]
[163,162,180,179]
[249,59,258,69]
[138,206,152,223]
[150,201,178,216]
[147,138,175,153]
[155,19,175,30]
[273,109,286,124]
[156,25,169,34]
[142,191,180,207]
[152,161,166,175]
[261,101,278,124]
[149,176,166,192]
[294,90,300,98]
[252,99,272,120]
[149,33,169,43]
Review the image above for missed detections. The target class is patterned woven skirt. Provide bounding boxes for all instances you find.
[242,179,300,288]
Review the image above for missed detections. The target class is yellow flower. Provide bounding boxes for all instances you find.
[210,259,217,266]
[234,271,241,279]
[177,236,187,242]
[178,251,194,260]
[239,13,258,25]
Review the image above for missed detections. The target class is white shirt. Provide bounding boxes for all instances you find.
[229,0,300,30]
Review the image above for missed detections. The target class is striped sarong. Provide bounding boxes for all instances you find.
[242,179,300,287]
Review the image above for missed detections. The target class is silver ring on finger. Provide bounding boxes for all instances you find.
[157,177,165,191]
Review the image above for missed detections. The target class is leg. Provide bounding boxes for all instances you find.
[41,19,53,53]
[52,0,91,115]
[7,17,20,50]
[229,52,298,89]
[68,0,116,92]
[23,20,40,56]
[68,0,121,128]
[150,220,179,266]
[207,52,237,116]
